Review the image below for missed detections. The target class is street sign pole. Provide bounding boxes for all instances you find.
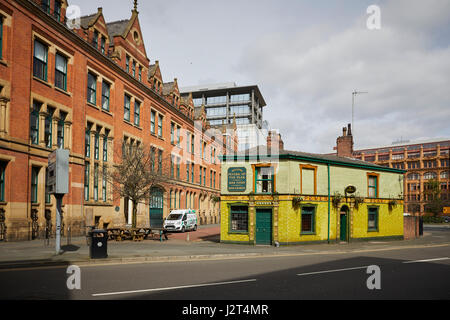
[55,194,63,255]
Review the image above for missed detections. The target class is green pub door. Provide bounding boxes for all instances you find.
[255,209,272,245]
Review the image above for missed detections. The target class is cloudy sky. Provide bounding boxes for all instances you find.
[70,0,450,153]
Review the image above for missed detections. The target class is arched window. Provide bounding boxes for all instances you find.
[440,171,449,179]
[407,173,420,180]
[424,172,437,180]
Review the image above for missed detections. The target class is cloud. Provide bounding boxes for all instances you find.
[236,1,450,153]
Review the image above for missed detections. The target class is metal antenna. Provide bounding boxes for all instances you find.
[352,90,368,137]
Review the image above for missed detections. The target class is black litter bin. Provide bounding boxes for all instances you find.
[89,229,108,259]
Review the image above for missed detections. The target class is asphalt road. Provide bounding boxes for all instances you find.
[1,242,449,301]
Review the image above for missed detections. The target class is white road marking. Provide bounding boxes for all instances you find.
[297,266,370,276]
[402,257,449,264]
[92,278,257,297]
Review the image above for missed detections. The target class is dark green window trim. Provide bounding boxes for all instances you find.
[33,40,48,81]
[57,114,65,148]
[54,0,61,21]
[31,167,39,203]
[368,206,379,232]
[191,163,194,183]
[228,204,249,234]
[94,132,99,160]
[134,100,141,126]
[101,81,110,111]
[126,55,130,73]
[55,53,67,91]
[186,161,190,182]
[300,204,317,235]
[87,73,97,105]
[100,36,106,54]
[158,150,162,175]
[41,0,50,14]
[255,166,274,194]
[124,94,131,121]
[103,132,108,162]
[44,109,53,148]
[170,155,174,178]
[158,114,163,137]
[30,102,40,145]
[102,166,107,202]
[45,167,51,204]
[84,162,90,201]
[85,128,91,157]
[170,123,175,144]
[0,162,5,202]
[150,110,156,134]
[176,157,180,180]
[92,30,99,48]
[94,163,99,201]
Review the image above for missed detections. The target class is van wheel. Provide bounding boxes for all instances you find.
[193,225,197,231]
[181,226,185,233]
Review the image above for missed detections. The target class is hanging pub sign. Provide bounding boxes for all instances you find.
[227,167,247,192]
[345,185,356,194]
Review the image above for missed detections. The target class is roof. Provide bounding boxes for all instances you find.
[79,13,98,29]
[106,19,130,40]
[356,138,450,152]
[222,146,406,174]
[180,83,267,108]
[162,82,175,96]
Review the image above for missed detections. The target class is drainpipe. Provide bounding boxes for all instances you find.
[327,164,331,244]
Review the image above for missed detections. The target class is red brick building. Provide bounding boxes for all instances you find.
[0,0,237,241]
[333,125,450,216]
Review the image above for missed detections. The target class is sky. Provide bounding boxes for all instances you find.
[69,0,450,153]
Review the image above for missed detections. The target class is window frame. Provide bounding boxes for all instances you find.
[157,114,163,137]
[253,164,276,194]
[150,110,156,134]
[228,204,249,234]
[134,100,141,126]
[55,52,67,91]
[101,81,110,111]
[33,39,48,81]
[124,94,131,121]
[87,72,97,105]
[84,162,90,201]
[31,166,39,204]
[30,102,40,145]
[300,205,316,235]
[367,173,379,198]
[367,206,379,232]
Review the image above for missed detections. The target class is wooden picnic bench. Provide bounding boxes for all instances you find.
[107,228,154,242]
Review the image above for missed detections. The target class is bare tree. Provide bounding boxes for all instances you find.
[107,140,171,228]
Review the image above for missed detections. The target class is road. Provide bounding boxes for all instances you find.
[1,242,449,301]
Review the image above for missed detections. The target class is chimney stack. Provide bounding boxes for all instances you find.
[267,130,284,151]
[336,123,354,157]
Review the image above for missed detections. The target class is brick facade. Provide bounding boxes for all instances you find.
[0,0,237,241]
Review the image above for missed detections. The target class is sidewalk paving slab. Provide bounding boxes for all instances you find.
[0,225,449,269]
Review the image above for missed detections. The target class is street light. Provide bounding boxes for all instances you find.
[352,91,368,137]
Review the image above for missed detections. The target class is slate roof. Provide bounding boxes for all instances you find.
[106,19,130,40]
[162,82,175,96]
[79,13,98,29]
[228,146,405,173]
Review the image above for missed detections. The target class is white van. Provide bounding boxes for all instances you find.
[163,209,198,232]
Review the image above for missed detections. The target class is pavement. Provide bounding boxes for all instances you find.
[0,224,449,269]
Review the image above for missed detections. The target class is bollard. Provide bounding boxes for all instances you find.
[186,232,190,242]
